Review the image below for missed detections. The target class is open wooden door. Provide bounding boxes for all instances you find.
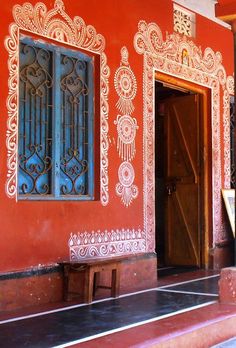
[164,94,201,266]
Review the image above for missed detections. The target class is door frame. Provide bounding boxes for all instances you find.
[155,71,212,268]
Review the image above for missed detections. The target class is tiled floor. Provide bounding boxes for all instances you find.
[0,269,222,348]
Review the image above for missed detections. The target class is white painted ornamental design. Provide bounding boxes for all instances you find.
[114,114,138,161]
[114,46,139,207]
[116,161,138,207]
[114,47,137,115]
[5,0,110,205]
[68,229,146,259]
[224,76,234,189]
[134,20,231,247]
[67,17,232,258]
[173,4,195,38]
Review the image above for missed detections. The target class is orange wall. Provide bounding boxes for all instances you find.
[0,0,234,272]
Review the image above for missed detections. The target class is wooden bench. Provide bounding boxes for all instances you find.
[58,259,121,304]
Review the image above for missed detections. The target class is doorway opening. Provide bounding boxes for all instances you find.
[155,76,210,272]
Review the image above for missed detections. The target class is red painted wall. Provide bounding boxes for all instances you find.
[0,0,234,276]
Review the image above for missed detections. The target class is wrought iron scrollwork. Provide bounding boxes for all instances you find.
[19,145,52,195]
[18,40,93,198]
[60,150,88,195]
[60,55,89,196]
[18,43,53,195]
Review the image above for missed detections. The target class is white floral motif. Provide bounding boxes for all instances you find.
[5,0,110,205]
[116,162,138,207]
[134,20,231,248]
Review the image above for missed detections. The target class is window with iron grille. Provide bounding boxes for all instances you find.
[18,37,94,200]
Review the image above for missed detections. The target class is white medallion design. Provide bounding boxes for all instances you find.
[114,47,137,116]
[5,0,110,205]
[134,20,231,248]
[116,162,138,207]
[114,114,138,161]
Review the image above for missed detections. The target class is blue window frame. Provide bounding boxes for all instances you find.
[18,37,94,200]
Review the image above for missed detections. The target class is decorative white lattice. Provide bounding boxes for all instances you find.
[173,4,196,37]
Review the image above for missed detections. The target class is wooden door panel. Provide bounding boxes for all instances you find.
[165,94,200,266]
[166,186,199,265]
[169,104,198,183]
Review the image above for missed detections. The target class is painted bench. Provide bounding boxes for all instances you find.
[58,259,121,304]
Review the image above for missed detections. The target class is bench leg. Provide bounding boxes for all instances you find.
[63,265,70,301]
[93,272,100,297]
[84,267,94,304]
[111,268,120,298]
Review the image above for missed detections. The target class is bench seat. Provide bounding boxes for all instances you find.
[58,259,121,304]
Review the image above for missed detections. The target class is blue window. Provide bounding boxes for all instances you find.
[18,37,94,200]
